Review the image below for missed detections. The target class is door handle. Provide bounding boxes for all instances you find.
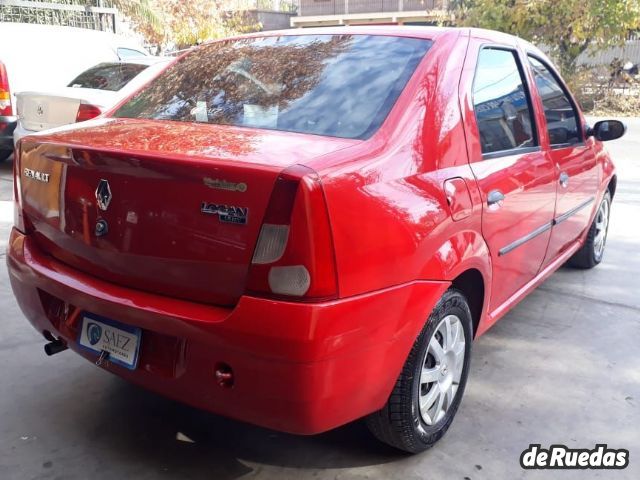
[487,189,505,207]
[559,172,570,188]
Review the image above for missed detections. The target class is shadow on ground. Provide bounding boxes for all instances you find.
[43,375,403,479]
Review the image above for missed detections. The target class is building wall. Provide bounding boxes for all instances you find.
[255,10,296,30]
[299,0,443,16]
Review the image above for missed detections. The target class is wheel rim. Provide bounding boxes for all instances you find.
[594,197,610,261]
[418,314,466,426]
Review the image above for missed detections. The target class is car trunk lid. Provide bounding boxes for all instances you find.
[18,118,357,305]
[16,89,114,131]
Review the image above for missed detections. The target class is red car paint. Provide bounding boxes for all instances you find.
[6,27,616,434]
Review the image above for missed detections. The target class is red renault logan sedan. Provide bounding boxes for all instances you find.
[7,27,624,453]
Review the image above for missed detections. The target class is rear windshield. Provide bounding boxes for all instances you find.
[68,63,149,91]
[113,35,431,139]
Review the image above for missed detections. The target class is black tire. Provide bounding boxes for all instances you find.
[366,289,473,453]
[568,191,611,269]
[0,150,11,162]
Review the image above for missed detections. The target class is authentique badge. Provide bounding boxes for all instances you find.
[203,177,247,192]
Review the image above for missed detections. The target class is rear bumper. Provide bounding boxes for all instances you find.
[6,228,449,434]
[0,115,17,151]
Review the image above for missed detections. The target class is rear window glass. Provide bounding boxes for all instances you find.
[68,63,149,91]
[113,35,431,139]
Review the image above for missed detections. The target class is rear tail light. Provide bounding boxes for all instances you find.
[0,61,12,116]
[13,141,26,232]
[75,103,102,122]
[246,165,338,300]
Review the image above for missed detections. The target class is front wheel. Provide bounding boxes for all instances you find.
[366,289,473,453]
[568,191,611,269]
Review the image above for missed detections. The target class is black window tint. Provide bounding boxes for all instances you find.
[68,63,148,91]
[114,35,431,139]
[528,56,581,146]
[473,48,536,155]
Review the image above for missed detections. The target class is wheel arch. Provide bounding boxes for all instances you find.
[450,268,485,339]
[607,174,617,199]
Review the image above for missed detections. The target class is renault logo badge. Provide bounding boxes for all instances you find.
[95,179,112,211]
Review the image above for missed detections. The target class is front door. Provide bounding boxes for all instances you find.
[526,55,599,266]
[462,42,557,313]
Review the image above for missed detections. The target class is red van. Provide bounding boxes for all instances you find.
[6,27,624,453]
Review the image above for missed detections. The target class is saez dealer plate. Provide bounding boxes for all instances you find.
[78,313,142,370]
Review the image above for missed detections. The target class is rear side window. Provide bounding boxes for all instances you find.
[117,48,147,59]
[528,56,581,147]
[113,35,432,139]
[68,63,148,91]
[473,48,537,156]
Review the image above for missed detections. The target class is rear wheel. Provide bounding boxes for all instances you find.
[568,191,611,269]
[366,289,473,453]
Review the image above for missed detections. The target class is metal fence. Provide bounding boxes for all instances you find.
[229,0,298,13]
[298,0,447,17]
[0,0,117,32]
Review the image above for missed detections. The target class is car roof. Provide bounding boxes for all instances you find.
[0,22,146,49]
[114,56,172,66]
[207,25,457,44]
[204,26,543,54]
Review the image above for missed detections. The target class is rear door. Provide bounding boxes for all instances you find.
[525,54,599,266]
[461,39,557,313]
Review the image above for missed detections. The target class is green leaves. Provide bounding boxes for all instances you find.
[112,0,261,51]
[456,0,640,74]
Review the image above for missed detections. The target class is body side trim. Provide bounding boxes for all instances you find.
[498,221,552,256]
[553,196,594,225]
[498,196,594,256]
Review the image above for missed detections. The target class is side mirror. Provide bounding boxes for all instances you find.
[588,120,627,142]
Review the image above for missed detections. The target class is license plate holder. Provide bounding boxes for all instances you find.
[78,313,142,370]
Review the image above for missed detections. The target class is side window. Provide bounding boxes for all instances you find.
[473,48,537,156]
[117,48,147,60]
[528,56,581,147]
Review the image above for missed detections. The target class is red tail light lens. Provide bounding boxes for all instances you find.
[246,165,338,300]
[75,103,102,122]
[0,61,12,116]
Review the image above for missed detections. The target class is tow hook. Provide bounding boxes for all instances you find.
[44,339,68,356]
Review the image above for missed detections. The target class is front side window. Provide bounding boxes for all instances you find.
[473,48,536,155]
[114,35,432,139]
[528,56,581,147]
[68,63,149,91]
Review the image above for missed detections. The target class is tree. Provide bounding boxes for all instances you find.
[113,0,261,52]
[112,0,166,48]
[454,0,640,75]
[157,0,259,50]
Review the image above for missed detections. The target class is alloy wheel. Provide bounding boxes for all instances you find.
[418,314,466,426]
[594,196,610,261]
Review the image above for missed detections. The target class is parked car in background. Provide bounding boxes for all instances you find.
[7,27,624,453]
[13,57,172,144]
[0,22,148,161]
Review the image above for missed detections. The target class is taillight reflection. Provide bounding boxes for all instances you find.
[0,61,12,116]
[75,103,102,122]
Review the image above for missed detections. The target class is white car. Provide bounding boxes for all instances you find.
[14,56,172,143]
[0,22,149,161]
